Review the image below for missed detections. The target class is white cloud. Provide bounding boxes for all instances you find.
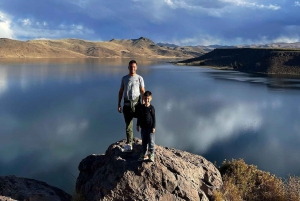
[68,0,91,8]
[295,1,300,6]
[221,0,280,10]
[163,0,223,13]
[18,18,47,28]
[163,0,280,11]
[272,36,300,43]
[156,93,263,153]
[165,0,175,7]
[172,35,222,46]
[14,20,94,39]
[191,103,262,152]
[57,119,89,140]
[0,11,15,38]
[20,18,32,26]
[13,18,94,39]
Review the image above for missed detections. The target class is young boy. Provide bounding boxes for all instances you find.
[136,91,156,162]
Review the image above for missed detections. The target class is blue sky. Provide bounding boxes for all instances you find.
[0,0,300,45]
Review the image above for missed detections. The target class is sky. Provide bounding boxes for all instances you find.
[0,0,300,46]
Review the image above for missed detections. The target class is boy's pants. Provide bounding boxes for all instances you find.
[141,128,155,156]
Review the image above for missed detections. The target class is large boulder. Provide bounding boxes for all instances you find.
[76,138,223,201]
[0,175,72,201]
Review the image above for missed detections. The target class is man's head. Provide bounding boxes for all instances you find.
[128,60,137,76]
[143,91,152,105]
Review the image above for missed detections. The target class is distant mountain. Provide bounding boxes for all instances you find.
[0,37,205,58]
[177,48,300,75]
[245,42,300,49]
[156,42,178,48]
[204,42,300,49]
[2,36,299,59]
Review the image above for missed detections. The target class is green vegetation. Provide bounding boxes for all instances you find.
[212,159,300,201]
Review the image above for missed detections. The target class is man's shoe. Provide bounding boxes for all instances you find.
[122,144,133,152]
[149,153,155,162]
[138,154,148,161]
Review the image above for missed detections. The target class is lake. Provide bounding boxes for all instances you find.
[0,58,300,194]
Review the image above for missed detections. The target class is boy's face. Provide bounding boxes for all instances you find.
[143,95,152,105]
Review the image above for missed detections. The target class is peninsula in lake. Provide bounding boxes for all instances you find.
[177,48,300,75]
[0,37,206,58]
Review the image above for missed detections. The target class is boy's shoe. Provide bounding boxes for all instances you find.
[122,144,133,152]
[149,153,155,162]
[138,154,148,161]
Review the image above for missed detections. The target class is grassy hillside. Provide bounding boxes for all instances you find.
[212,159,300,201]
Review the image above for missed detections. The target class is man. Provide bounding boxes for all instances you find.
[118,60,145,152]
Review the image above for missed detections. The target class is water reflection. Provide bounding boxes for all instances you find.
[0,58,171,66]
[206,69,300,90]
[0,61,300,194]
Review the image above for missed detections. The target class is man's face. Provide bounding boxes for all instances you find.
[128,63,137,75]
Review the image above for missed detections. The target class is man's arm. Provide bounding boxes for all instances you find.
[140,76,145,103]
[136,109,140,132]
[118,86,124,113]
[140,87,145,103]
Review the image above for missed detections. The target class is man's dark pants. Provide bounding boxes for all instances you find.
[123,105,135,145]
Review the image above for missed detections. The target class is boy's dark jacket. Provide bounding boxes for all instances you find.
[137,104,156,129]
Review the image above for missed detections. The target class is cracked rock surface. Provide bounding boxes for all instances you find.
[76,138,223,201]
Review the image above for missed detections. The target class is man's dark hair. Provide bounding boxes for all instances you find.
[144,91,152,97]
[129,60,137,66]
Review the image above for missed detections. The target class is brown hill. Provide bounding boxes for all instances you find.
[177,48,300,75]
[0,37,205,58]
[0,38,87,58]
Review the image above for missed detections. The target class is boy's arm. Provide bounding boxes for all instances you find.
[140,87,145,103]
[137,116,140,127]
[151,106,156,129]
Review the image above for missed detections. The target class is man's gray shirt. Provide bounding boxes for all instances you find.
[121,74,145,101]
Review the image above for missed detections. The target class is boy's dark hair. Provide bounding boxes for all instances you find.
[129,60,137,66]
[144,91,152,97]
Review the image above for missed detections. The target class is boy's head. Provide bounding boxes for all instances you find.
[143,91,152,104]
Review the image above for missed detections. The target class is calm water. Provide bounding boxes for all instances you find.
[1,58,300,194]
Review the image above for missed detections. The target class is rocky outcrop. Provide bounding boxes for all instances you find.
[76,138,223,201]
[0,175,72,201]
[177,48,300,75]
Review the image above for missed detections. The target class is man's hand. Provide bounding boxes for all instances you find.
[152,128,156,133]
[136,126,140,132]
[118,106,122,113]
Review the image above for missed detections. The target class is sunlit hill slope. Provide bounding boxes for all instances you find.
[0,37,205,58]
